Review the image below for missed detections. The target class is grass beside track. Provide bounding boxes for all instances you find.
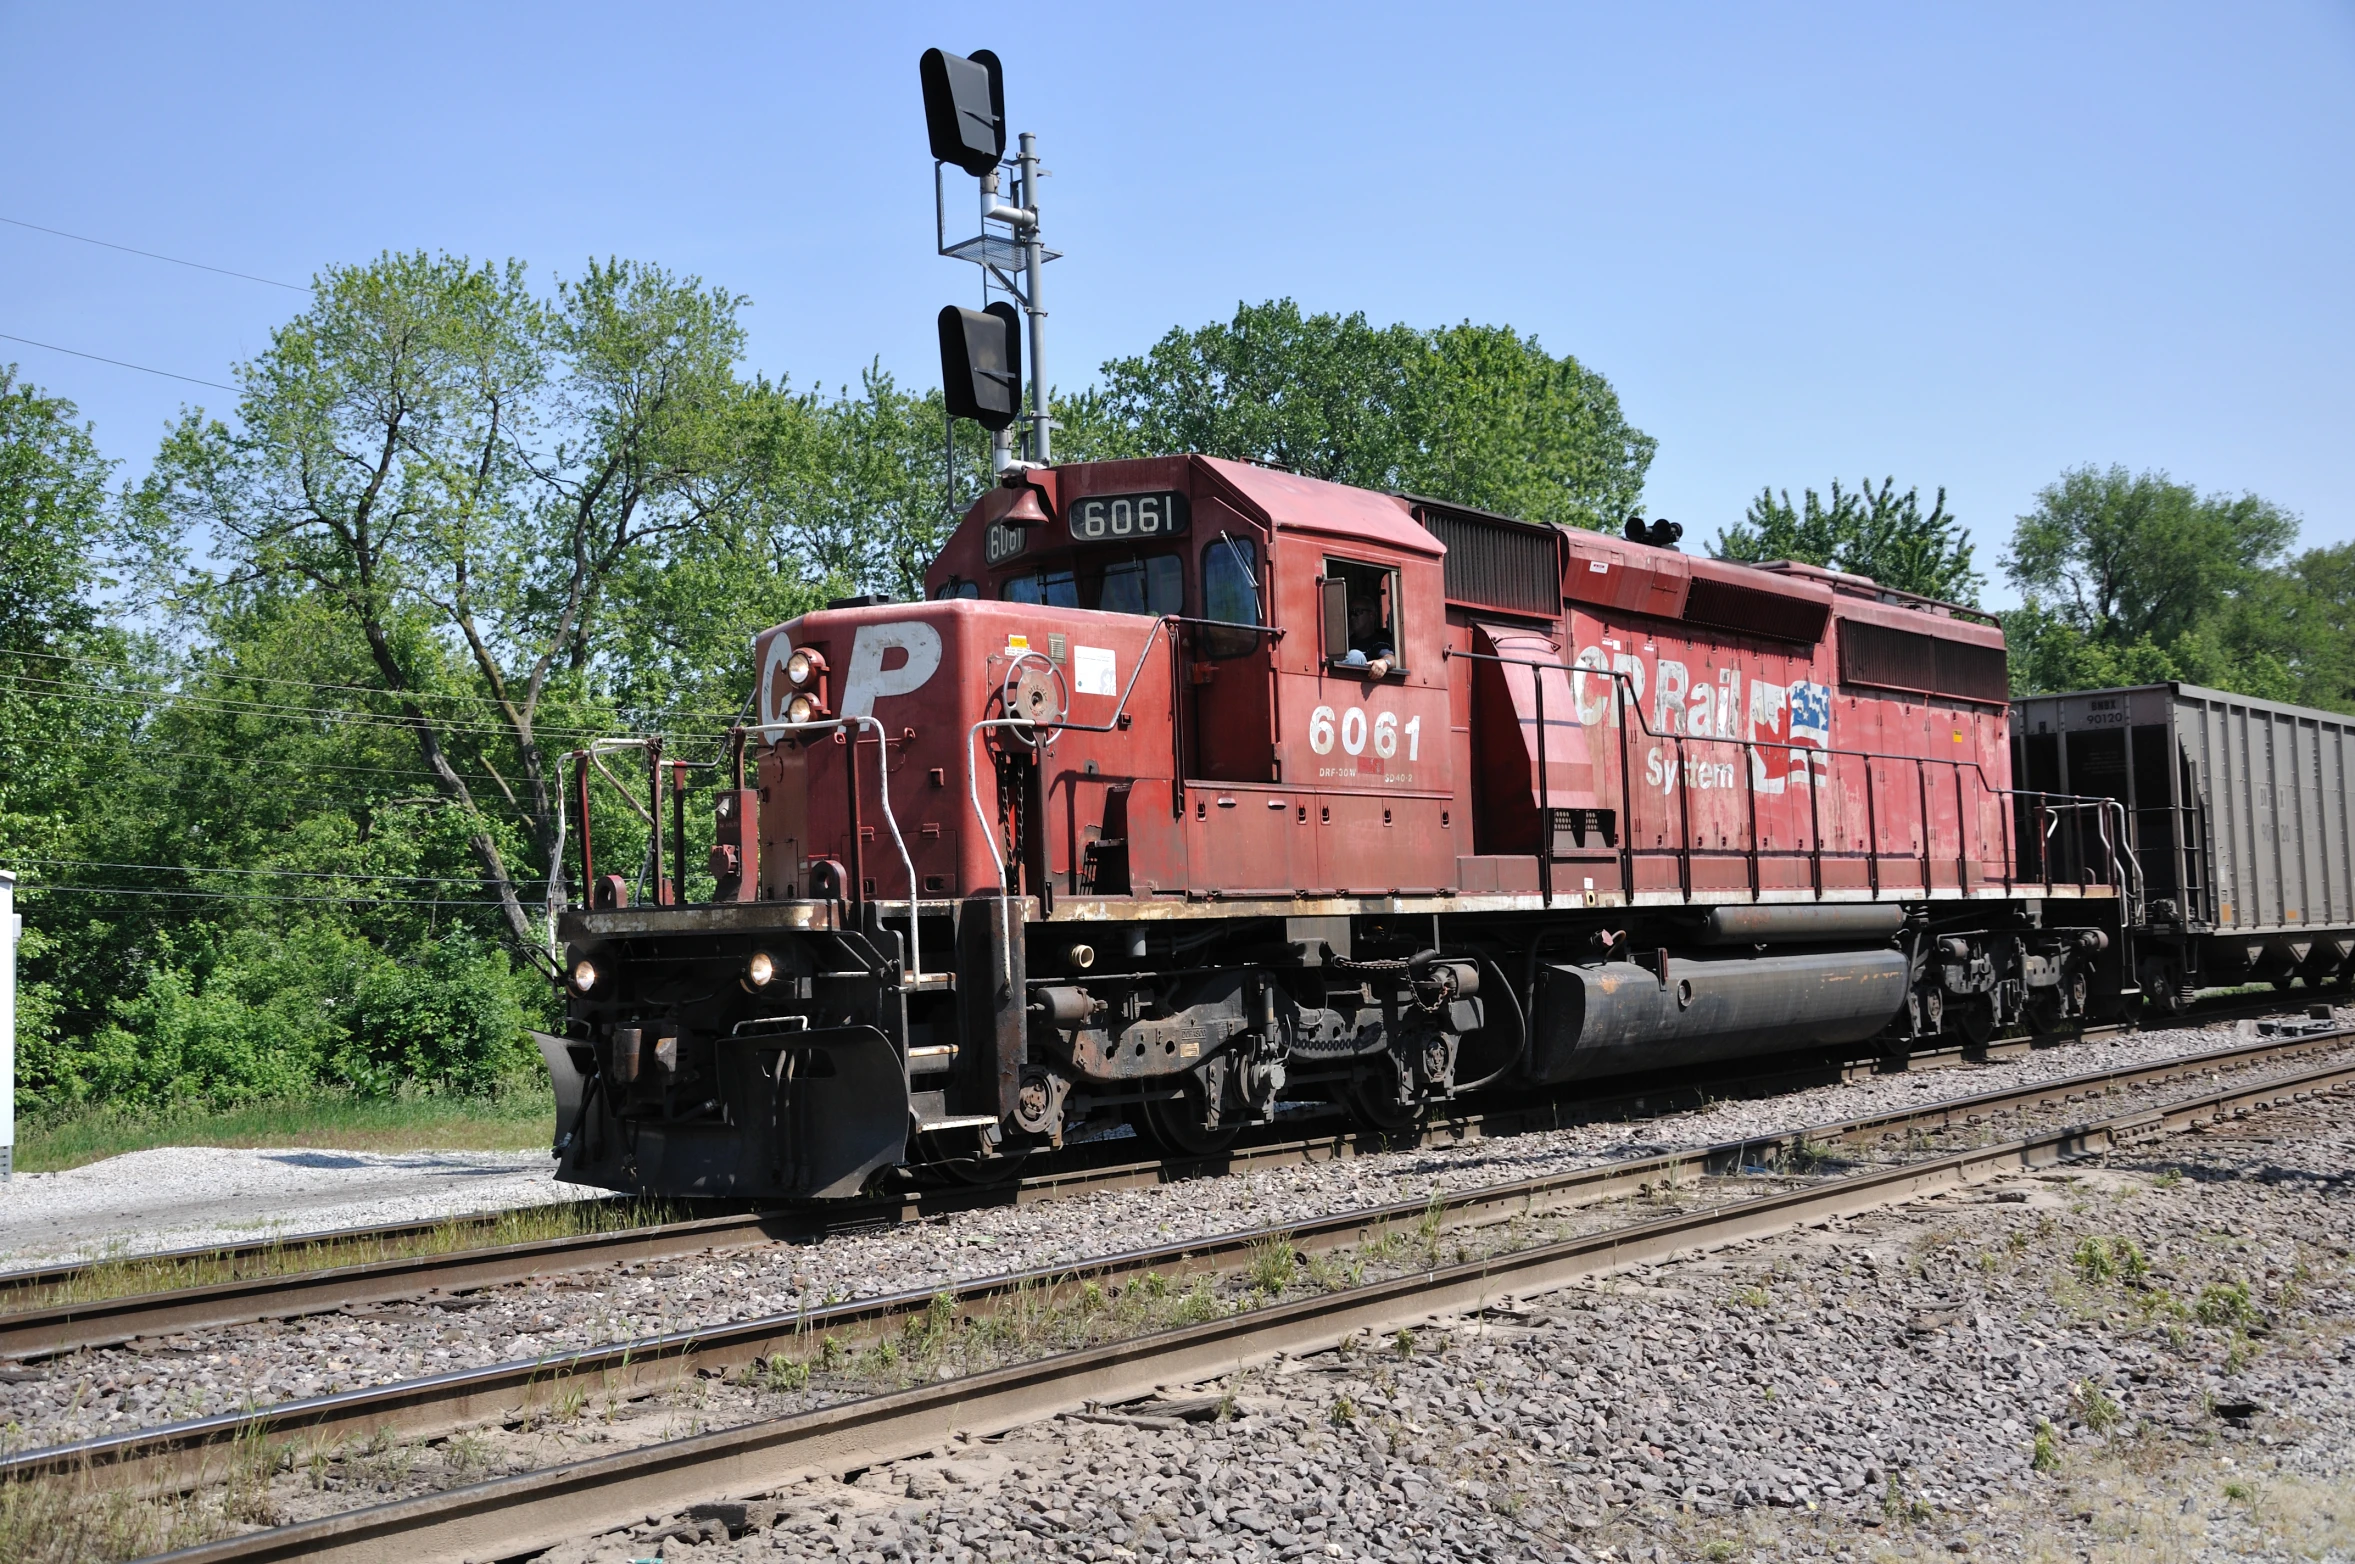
[9,1082,557,1175]
[0,1197,682,1318]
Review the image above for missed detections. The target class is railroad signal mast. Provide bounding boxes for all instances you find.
[922,47,1057,475]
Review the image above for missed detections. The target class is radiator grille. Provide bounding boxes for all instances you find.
[1415,506,1561,616]
[1681,576,1830,643]
[1839,619,2009,703]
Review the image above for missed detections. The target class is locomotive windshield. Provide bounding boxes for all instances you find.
[999,551,1184,616]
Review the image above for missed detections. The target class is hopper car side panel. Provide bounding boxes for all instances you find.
[2012,683,2355,1002]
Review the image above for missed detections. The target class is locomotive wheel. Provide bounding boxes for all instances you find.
[1340,1073,1424,1137]
[1135,1094,1240,1158]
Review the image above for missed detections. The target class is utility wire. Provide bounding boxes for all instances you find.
[17,883,510,907]
[1,215,312,292]
[0,331,238,392]
[0,668,708,745]
[10,857,498,886]
[12,647,745,726]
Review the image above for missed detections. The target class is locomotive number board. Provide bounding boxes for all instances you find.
[1069,491,1188,544]
[984,520,1029,565]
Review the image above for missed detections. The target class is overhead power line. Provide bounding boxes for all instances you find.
[0,214,312,292]
[12,647,744,727]
[0,668,692,745]
[0,330,238,392]
[12,857,501,886]
[17,883,509,908]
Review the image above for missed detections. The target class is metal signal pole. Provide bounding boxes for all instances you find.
[933,51,1059,472]
[1018,131,1050,462]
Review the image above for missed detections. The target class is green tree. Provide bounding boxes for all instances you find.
[0,365,130,1078]
[2284,543,2355,711]
[2001,465,2314,703]
[1086,299,1653,530]
[604,367,971,721]
[2006,465,2296,647]
[0,366,111,656]
[1712,477,1980,603]
[135,253,749,962]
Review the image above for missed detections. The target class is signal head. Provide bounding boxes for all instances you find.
[938,301,1023,430]
[920,48,1006,177]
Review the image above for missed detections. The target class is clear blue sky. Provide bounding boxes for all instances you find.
[4,2,2349,604]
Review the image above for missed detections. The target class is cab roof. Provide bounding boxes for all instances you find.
[1199,458,1441,558]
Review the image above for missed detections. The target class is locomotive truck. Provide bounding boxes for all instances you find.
[539,454,2192,1200]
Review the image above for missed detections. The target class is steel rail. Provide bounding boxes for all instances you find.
[0,1204,630,1312]
[9,1025,2349,1496]
[0,1001,2331,1361]
[126,1049,2355,1564]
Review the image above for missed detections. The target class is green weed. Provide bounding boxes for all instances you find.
[2072,1236,2149,1285]
[1246,1236,1299,1298]
[2196,1280,2255,1328]
[2072,1379,2124,1436]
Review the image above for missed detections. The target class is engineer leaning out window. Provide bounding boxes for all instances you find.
[1327,559,1399,678]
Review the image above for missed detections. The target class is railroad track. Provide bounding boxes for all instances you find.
[97,1031,2355,1563]
[6,1022,2348,1508]
[8,987,2301,1326]
[0,993,2324,1362]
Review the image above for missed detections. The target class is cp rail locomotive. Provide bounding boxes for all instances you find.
[540,454,2355,1200]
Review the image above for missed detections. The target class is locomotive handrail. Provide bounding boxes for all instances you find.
[967,615,1183,984]
[558,737,664,957]
[750,714,925,983]
[1442,647,2132,907]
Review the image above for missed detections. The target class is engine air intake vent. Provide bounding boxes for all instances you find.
[1680,576,1830,643]
[1839,619,2009,704]
[1413,504,1562,617]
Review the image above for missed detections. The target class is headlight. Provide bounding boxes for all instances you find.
[785,649,817,686]
[567,958,599,995]
[786,692,823,724]
[745,950,777,988]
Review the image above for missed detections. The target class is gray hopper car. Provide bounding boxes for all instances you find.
[2011,682,2355,1009]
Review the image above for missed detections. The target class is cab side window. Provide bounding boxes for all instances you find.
[1322,558,1401,675]
[1201,534,1262,659]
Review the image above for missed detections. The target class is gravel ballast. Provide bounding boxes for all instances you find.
[520,1083,2355,1564]
[0,1146,590,1274]
[0,1013,2339,1466]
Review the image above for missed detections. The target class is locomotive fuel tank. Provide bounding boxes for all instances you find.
[1529,947,1911,1083]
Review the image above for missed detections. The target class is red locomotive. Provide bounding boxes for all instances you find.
[543,455,2133,1199]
